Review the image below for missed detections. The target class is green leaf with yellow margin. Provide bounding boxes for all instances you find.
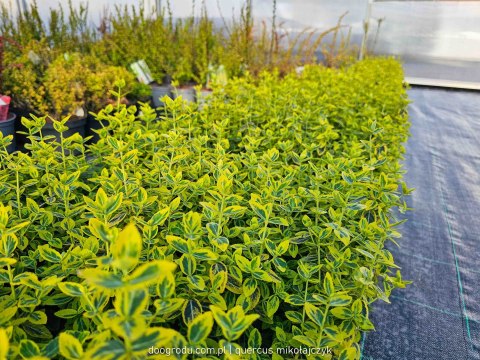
[188,312,214,344]
[58,282,86,297]
[111,223,142,271]
[0,258,16,267]
[38,245,62,263]
[210,305,259,342]
[114,289,149,317]
[131,327,181,352]
[124,260,177,288]
[19,339,41,358]
[304,302,324,327]
[59,332,83,359]
[77,269,124,289]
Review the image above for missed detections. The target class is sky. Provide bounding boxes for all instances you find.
[4,0,480,61]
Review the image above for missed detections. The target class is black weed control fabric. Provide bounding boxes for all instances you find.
[361,88,480,359]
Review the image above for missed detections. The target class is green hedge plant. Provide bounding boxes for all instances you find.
[0,58,411,360]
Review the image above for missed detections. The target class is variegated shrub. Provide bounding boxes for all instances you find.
[0,58,411,360]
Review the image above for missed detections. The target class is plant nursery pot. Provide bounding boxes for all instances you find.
[85,114,107,144]
[150,84,172,108]
[196,88,213,110]
[173,86,196,103]
[0,112,17,153]
[42,116,87,141]
[11,107,32,152]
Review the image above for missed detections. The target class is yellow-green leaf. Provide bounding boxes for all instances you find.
[157,272,176,299]
[114,289,149,318]
[104,193,123,216]
[86,339,124,360]
[131,327,181,352]
[210,305,259,342]
[211,236,229,252]
[276,239,290,255]
[304,302,324,327]
[182,211,203,240]
[0,328,9,359]
[58,282,86,297]
[242,278,257,297]
[59,332,84,359]
[339,347,357,360]
[124,260,177,288]
[0,257,16,267]
[188,312,214,344]
[111,223,142,271]
[2,234,18,257]
[216,174,232,195]
[249,201,267,221]
[192,248,218,261]
[182,299,202,325]
[88,219,113,243]
[38,245,62,263]
[166,235,189,254]
[150,207,170,226]
[78,269,124,289]
[187,275,205,290]
[27,311,47,325]
[19,339,41,358]
[0,307,17,326]
[324,272,335,296]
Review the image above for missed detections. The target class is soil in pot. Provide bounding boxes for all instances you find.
[0,112,17,153]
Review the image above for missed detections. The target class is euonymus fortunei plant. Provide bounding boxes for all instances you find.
[0,58,411,360]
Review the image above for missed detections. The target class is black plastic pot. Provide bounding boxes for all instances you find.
[11,107,31,152]
[0,112,17,153]
[85,114,107,144]
[42,116,87,141]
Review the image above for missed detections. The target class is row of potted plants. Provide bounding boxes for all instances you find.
[0,37,153,151]
[0,0,356,152]
[1,0,356,85]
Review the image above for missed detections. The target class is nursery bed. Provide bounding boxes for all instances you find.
[361,87,480,359]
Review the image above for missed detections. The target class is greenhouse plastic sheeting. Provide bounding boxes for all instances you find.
[361,88,480,359]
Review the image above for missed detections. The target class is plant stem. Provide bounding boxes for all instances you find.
[302,278,309,322]
[7,264,15,299]
[259,212,270,256]
[64,192,70,216]
[217,196,225,228]
[119,150,129,196]
[15,170,21,219]
[317,304,330,346]
[60,131,67,173]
